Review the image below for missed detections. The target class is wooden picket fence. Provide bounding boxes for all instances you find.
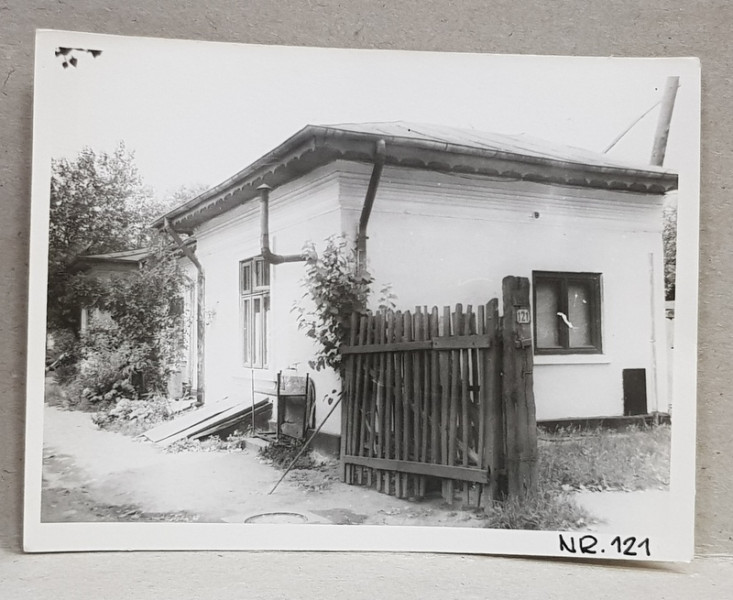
[339,300,505,505]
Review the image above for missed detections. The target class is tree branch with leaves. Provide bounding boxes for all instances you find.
[292,236,373,373]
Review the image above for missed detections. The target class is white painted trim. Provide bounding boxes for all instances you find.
[196,166,342,239]
[336,161,665,233]
[533,354,611,365]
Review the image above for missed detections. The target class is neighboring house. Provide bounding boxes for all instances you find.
[71,248,149,333]
[71,246,200,399]
[154,121,678,453]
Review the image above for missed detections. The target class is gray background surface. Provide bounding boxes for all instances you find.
[1,1,731,596]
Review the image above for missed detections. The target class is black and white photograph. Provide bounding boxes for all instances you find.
[24,30,700,560]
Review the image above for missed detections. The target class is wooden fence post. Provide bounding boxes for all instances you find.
[501,276,539,499]
[485,298,506,500]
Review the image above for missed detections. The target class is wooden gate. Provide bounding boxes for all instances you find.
[339,276,537,505]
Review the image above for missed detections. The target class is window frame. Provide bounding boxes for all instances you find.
[532,271,603,355]
[240,257,270,368]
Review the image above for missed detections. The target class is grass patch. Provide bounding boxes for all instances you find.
[484,490,593,531]
[483,424,669,530]
[538,424,670,492]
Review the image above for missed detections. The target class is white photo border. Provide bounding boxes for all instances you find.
[24,30,701,561]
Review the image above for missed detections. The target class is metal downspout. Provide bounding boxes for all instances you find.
[258,137,386,267]
[258,184,307,264]
[164,218,205,406]
[356,139,387,275]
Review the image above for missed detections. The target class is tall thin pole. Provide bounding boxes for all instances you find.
[251,366,256,432]
[650,76,680,167]
[648,252,659,419]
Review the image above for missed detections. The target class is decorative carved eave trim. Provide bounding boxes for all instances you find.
[155,125,678,232]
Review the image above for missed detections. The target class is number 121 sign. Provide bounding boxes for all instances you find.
[516,308,531,324]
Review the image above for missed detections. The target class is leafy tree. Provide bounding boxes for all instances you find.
[47,145,205,405]
[48,144,151,331]
[50,144,148,255]
[46,144,198,333]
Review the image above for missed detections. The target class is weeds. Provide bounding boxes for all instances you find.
[538,424,670,492]
[165,431,250,453]
[91,396,172,436]
[482,424,669,530]
[484,490,593,530]
[259,438,317,470]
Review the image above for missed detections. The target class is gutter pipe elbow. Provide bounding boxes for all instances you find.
[258,184,307,264]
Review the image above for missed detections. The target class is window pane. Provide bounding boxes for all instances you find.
[254,260,262,288]
[535,281,561,348]
[253,296,262,367]
[263,295,270,366]
[567,281,593,347]
[241,263,252,293]
[242,298,251,364]
[255,259,269,288]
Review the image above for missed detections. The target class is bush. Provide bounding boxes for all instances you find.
[100,245,187,393]
[47,329,82,384]
[57,240,189,409]
[64,321,148,410]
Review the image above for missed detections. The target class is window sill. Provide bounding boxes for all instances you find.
[533,354,611,366]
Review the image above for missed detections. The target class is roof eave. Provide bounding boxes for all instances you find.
[157,125,679,231]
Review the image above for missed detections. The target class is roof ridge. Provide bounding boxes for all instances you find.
[314,120,671,173]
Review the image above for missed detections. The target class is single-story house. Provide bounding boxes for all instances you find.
[154,121,677,453]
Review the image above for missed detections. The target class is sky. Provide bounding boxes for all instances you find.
[33,31,699,198]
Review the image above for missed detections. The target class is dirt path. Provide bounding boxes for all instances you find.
[41,405,489,527]
[42,405,672,532]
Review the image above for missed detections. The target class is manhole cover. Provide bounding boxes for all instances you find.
[244,512,308,524]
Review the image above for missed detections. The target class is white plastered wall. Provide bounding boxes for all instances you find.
[193,165,344,435]
[337,161,669,421]
[191,158,669,435]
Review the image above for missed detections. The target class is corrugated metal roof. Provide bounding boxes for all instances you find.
[322,121,668,173]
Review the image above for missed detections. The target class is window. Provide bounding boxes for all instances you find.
[240,257,270,367]
[533,271,602,354]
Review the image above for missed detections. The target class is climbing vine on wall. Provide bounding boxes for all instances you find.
[292,235,373,373]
